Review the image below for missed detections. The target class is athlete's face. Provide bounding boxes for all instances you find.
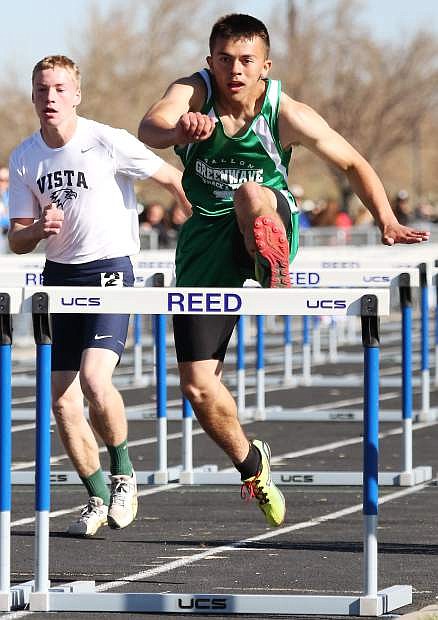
[207,36,271,102]
[32,67,81,129]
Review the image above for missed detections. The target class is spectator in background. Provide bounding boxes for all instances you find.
[414,201,434,224]
[311,199,352,228]
[290,184,312,230]
[167,200,190,246]
[350,199,374,227]
[311,199,337,227]
[138,201,171,247]
[392,190,413,226]
[290,184,304,208]
[0,166,10,233]
[335,205,352,229]
[299,199,315,229]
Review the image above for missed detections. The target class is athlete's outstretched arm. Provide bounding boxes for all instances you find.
[279,94,429,245]
[150,162,192,216]
[138,76,216,148]
[9,206,64,254]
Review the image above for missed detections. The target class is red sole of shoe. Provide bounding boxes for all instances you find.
[254,216,291,288]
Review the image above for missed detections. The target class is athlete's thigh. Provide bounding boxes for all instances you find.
[83,312,130,360]
[80,347,119,387]
[51,370,81,406]
[178,359,224,392]
[173,315,239,362]
[51,314,86,371]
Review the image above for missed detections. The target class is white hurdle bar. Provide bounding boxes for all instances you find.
[1,285,414,615]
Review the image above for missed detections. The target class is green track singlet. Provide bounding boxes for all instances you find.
[175,69,299,287]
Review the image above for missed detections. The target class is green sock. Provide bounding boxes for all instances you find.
[106,439,133,476]
[80,468,110,506]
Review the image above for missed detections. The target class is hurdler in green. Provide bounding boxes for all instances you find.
[175,69,299,287]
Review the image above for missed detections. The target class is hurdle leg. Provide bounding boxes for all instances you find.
[282,316,294,386]
[419,263,431,421]
[362,328,379,603]
[302,316,311,385]
[154,314,168,484]
[435,272,438,387]
[255,315,265,420]
[399,277,415,484]
[236,316,246,417]
[0,297,12,611]
[34,341,51,599]
[312,316,323,363]
[133,314,143,384]
[179,397,194,484]
[328,317,338,362]
[360,295,412,615]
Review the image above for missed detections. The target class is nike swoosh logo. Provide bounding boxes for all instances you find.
[81,146,96,153]
[94,334,112,340]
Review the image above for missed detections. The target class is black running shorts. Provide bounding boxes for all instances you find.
[42,257,134,371]
[173,189,291,363]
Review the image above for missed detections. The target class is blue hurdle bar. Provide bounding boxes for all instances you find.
[133,314,143,384]
[400,274,413,473]
[181,397,193,478]
[155,314,168,484]
[31,292,52,599]
[237,316,245,415]
[0,294,12,609]
[256,315,265,418]
[435,261,438,388]
[283,316,293,385]
[419,263,430,420]
[361,295,379,598]
[302,315,311,384]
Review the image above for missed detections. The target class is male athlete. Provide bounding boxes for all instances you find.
[138,14,429,527]
[9,55,191,537]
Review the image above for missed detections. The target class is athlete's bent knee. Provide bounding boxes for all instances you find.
[181,381,219,409]
[80,375,112,411]
[52,395,83,424]
[234,181,264,207]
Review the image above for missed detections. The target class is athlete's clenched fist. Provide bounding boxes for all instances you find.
[38,203,64,238]
[175,112,216,144]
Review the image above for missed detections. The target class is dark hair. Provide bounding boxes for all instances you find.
[209,14,270,55]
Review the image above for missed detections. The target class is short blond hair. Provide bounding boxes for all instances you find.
[32,55,81,88]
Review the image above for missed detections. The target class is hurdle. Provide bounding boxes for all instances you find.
[434,263,438,388]
[291,247,438,421]
[6,270,183,486]
[2,285,413,615]
[5,265,432,488]
[0,291,14,610]
[223,268,432,486]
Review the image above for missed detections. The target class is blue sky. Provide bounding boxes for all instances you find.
[2,0,438,89]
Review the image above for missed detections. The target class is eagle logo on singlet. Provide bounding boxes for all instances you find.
[50,188,78,210]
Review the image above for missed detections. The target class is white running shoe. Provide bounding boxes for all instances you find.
[108,471,138,529]
[68,496,108,537]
